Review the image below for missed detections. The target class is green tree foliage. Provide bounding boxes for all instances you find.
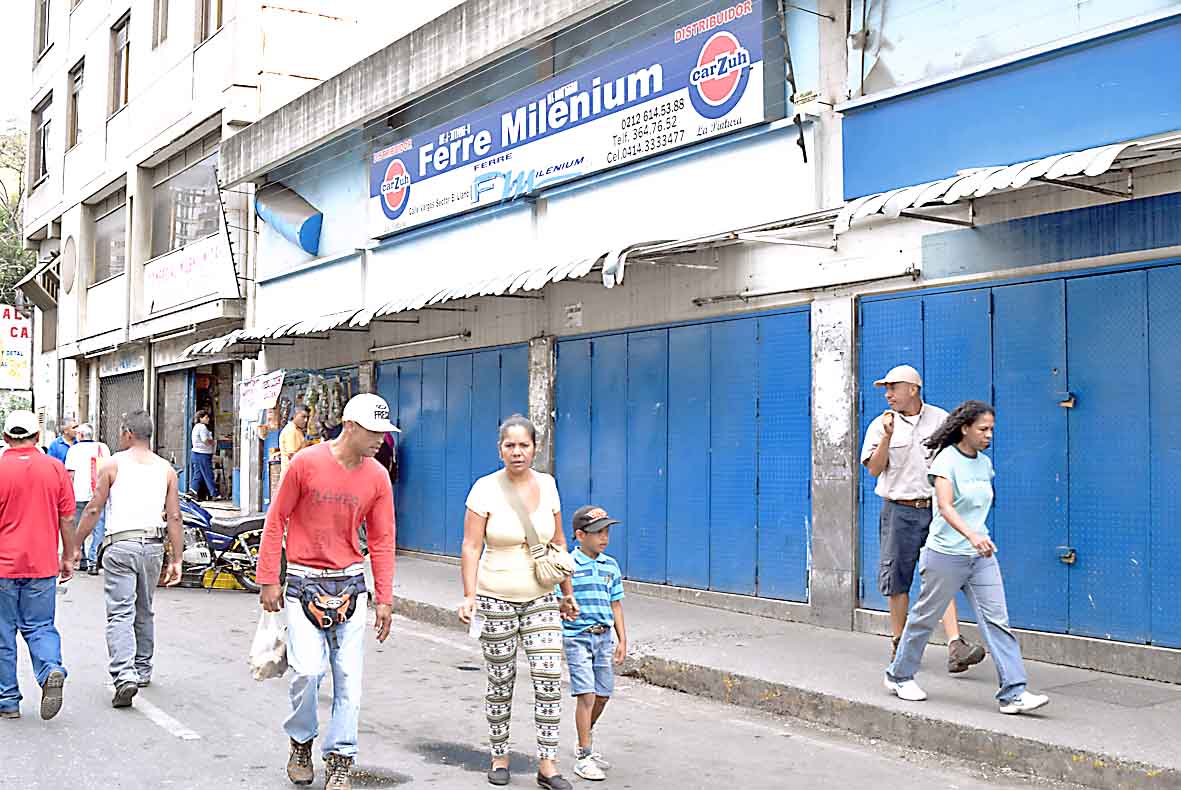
[0,129,35,306]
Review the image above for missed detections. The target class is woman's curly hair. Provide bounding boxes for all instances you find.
[925,400,995,454]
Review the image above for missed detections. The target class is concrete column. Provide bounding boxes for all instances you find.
[528,335,556,474]
[809,296,857,629]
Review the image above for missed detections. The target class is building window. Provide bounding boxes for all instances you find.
[67,61,83,149]
[31,95,52,185]
[35,0,51,57]
[151,152,221,259]
[111,16,130,115]
[153,0,168,48]
[199,0,222,43]
[93,189,128,283]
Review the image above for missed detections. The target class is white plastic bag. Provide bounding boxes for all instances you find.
[249,609,288,681]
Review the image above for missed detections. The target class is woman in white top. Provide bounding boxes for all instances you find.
[458,415,577,790]
[190,410,219,500]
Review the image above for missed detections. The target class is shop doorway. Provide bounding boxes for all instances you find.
[189,362,240,503]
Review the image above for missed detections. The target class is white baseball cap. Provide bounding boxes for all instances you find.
[3,410,39,439]
[873,364,923,387]
[341,393,400,433]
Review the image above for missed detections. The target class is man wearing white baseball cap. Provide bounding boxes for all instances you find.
[257,393,399,790]
[861,365,985,674]
[0,410,77,721]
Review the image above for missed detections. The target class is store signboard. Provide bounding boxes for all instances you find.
[144,234,238,314]
[240,369,286,414]
[369,0,765,236]
[0,305,32,390]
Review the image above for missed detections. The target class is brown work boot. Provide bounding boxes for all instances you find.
[947,636,986,673]
[324,753,354,790]
[286,738,314,785]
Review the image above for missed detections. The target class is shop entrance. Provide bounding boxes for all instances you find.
[189,362,239,502]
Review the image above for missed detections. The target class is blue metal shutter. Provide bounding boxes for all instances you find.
[666,325,712,590]
[625,330,669,584]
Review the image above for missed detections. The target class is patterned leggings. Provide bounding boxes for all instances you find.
[477,593,563,760]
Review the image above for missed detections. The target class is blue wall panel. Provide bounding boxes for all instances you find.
[857,298,923,610]
[395,361,422,551]
[709,320,759,595]
[625,330,669,584]
[1148,267,1181,648]
[1067,272,1150,642]
[843,17,1181,198]
[590,335,629,575]
[921,290,992,409]
[500,346,530,420]
[666,325,711,590]
[419,358,448,554]
[756,313,811,601]
[555,340,592,541]
[472,351,504,483]
[991,281,1069,634]
[444,356,474,557]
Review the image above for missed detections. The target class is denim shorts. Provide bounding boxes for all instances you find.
[564,628,615,697]
[878,500,933,596]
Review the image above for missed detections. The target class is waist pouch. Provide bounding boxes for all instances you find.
[286,574,365,631]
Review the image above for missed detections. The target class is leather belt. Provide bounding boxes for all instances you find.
[889,498,931,509]
[585,624,610,635]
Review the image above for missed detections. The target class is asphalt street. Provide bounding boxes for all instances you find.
[0,574,1084,789]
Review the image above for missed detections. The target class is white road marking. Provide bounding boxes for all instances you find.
[107,684,201,740]
[394,618,480,654]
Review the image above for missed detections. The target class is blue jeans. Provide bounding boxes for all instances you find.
[0,577,66,712]
[284,588,367,757]
[888,549,1028,703]
[564,629,616,697]
[76,501,107,565]
[191,452,218,498]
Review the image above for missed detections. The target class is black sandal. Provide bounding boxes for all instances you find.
[487,766,510,786]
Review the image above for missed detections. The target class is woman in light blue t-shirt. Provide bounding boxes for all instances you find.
[884,400,1050,715]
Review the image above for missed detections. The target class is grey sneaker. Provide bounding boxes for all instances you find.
[325,753,354,790]
[40,669,65,720]
[0,709,19,719]
[286,739,314,786]
[947,637,986,673]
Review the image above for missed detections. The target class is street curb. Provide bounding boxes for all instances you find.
[391,595,1177,790]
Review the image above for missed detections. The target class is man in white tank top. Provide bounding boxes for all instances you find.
[75,410,183,709]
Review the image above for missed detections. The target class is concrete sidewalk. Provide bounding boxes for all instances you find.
[391,554,1180,790]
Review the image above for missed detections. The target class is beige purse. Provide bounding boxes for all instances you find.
[497,471,574,587]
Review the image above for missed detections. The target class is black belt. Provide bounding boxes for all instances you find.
[585,624,610,635]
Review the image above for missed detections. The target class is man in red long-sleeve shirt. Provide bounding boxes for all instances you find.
[258,393,397,790]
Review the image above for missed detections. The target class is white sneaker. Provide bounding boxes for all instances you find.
[884,674,928,701]
[999,691,1049,714]
[574,756,607,781]
[589,751,610,771]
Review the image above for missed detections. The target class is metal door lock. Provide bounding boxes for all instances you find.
[1057,546,1077,565]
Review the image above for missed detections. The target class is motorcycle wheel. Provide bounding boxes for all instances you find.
[232,530,263,593]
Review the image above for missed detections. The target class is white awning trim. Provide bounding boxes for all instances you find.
[835,134,1181,235]
[183,208,843,358]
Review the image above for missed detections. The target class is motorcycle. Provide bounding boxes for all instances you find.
[178,493,266,592]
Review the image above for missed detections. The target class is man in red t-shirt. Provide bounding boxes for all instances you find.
[258,393,397,790]
[0,410,77,721]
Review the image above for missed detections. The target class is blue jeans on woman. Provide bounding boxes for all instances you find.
[191,451,218,499]
[887,548,1028,704]
[0,577,66,713]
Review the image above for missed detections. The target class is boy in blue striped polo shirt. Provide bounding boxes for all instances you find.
[563,505,628,782]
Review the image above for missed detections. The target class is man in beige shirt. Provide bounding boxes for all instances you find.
[277,405,309,488]
[860,365,985,673]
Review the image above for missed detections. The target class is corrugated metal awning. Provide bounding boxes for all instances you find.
[835,133,1181,235]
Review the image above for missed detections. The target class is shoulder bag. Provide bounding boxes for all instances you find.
[496,471,574,587]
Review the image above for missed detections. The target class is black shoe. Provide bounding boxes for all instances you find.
[488,767,510,786]
[40,670,65,720]
[136,679,151,688]
[536,773,572,790]
[112,682,137,708]
[77,561,89,572]
[88,565,100,576]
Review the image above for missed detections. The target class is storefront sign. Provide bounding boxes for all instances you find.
[369,0,765,236]
[0,305,32,390]
[144,234,237,314]
[240,370,286,414]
